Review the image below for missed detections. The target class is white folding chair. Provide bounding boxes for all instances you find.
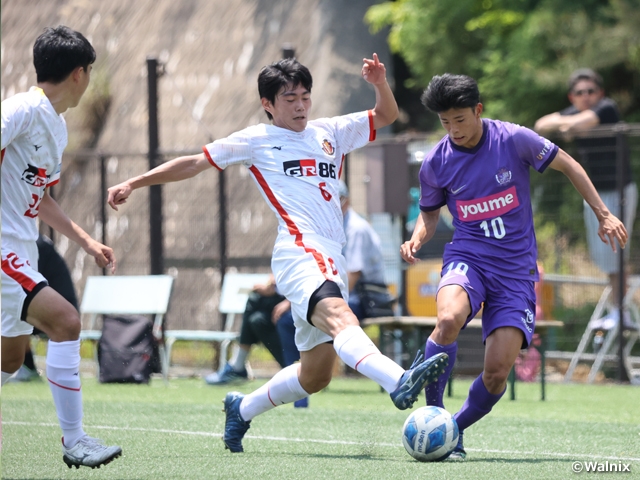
[164,272,271,374]
[79,275,174,381]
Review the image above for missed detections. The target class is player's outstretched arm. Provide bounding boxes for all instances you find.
[362,53,398,130]
[549,148,628,251]
[38,191,116,273]
[400,210,440,264]
[107,153,210,210]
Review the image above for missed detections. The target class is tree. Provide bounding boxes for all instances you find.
[366,0,640,128]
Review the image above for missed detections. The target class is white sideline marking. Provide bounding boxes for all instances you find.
[5,421,640,463]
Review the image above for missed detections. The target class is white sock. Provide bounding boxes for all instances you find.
[230,346,249,372]
[333,325,404,393]
[1,371,13,386]
[239,364,308,421]
[46,340,86,447]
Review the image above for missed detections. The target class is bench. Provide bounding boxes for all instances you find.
[360,316,564,400]
[163,272,271,375]
[79,275,174,381]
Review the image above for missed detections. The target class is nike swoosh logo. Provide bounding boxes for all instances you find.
[451,185,466,194]
[271,146,282,150]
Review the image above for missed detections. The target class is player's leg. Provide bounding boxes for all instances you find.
[26,286,87,447]
[451,273,534,460]
[276,310,308,407]
[450,327,523,460]
[1,336,31,384]
[239,343,331,418]
[2,246,44,383]
[223,345,330,452]
[310,283,448,410]
[423,285,468,408]
[455,327,524,431]
[27,286,122,468]
[424,262,486,409]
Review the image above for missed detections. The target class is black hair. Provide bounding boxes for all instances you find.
[568,68,603,92]
[257,58,312,120]
[421,74,480,113]
[33,26,96,84]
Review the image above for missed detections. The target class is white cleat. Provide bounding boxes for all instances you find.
[62,435,122,469]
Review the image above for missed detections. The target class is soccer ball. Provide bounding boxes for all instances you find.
[401,406,459,462]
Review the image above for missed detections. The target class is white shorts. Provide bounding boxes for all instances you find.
[272,233,348,352]
[583,182,638,274]
[1,237,46,337]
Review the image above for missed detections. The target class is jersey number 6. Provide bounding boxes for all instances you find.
[319,182,332,201]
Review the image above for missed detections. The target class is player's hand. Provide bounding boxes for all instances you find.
[84,239,117,273]
[362,53,387,85]
[598,213,628,252]
[253,282,275,296]
[400,239,422,264]
[272,299,291,324]
[107,182,133,211]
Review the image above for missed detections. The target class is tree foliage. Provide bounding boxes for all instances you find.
[366,0,640,127]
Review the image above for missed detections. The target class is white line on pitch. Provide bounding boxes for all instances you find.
[5,421,640,463]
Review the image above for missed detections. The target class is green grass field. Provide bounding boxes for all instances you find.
[2,376,639,479]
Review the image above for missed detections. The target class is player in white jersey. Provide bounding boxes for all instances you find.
[1,26,122,469]
[107,54,449,454]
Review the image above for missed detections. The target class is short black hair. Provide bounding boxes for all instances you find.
[421,74,480,113]
[568,68,603,92]
[257,58,312,120]
[33,26,96,84]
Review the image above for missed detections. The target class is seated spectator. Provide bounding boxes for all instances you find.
[534,68,637,323]
[205,275,290,385]
[339,180,387,320]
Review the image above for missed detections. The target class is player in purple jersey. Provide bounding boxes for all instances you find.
[400,74,628,461]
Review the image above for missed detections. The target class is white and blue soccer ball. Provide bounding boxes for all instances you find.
[401,406,459,462]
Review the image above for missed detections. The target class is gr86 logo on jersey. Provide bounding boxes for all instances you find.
[283,159,336,179]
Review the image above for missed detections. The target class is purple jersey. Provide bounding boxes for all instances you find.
[419,119,558,280]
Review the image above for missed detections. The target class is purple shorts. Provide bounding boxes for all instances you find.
[437,260,536,348]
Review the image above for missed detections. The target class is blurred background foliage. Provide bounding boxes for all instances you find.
[366,0,640,128]
[367,0,640,261]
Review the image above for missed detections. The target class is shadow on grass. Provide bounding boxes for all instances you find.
[254,452,571,465]
[465,457,569,464]
[259,451,404,462]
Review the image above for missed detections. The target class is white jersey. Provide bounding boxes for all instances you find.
[1,87,66,241]
[203,110,375,247]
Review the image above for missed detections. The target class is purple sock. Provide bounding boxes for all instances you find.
[424,338,457,408]
[453,374,505,432]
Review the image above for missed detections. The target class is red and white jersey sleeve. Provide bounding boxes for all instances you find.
[203,110,375,246]
[202,130,253,170]
[327,109,376,152]
[1,87,67,241]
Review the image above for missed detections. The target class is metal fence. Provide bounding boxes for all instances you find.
[49,124,640,370]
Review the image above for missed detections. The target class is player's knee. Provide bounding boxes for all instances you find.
[46,307,81,341]
[1,355,25,374]
[302,372,332,394]
[482,368,510,393]
[433,315,463,343]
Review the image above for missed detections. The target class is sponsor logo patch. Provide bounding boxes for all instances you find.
[21,164,49,187]
[456,186,519,222]
[283,159,336,178]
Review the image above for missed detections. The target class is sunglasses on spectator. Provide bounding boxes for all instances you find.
[572,88,598,96]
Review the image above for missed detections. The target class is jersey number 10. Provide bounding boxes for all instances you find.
[480,216,506,239]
